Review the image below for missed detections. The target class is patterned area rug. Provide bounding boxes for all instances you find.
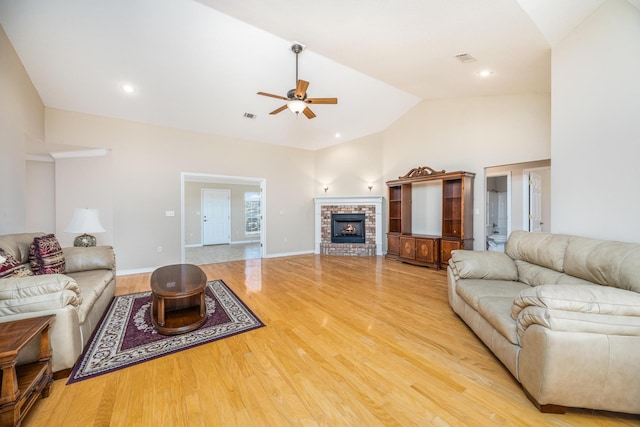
[68,280,264,384]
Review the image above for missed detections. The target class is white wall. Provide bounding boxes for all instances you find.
[551,0,640,243]
[0,25,44,234]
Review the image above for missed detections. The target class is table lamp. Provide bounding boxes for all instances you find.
[65,208,106,247]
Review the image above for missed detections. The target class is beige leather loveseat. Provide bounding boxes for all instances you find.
[447,230,640,414]
[0,232,115,375]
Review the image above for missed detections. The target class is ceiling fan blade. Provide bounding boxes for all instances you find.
[270,105,288,115]
[258,91,288,101]
[303,107,316,119]
[305,98,338,104]
[294,80,309,99]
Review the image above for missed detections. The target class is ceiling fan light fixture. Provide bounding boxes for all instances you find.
[287,100,307,115]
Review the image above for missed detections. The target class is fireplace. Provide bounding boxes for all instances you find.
[314,196,383,256]
[331,214,365,244]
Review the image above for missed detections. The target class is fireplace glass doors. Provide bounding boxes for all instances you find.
[331,214,366,244]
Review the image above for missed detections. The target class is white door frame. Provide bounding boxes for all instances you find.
[522,166,550,233]
[180,172,266,263]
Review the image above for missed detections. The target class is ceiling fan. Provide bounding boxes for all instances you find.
[257,43,338,119]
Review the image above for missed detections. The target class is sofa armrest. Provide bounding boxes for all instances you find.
[63,245,115,273]
[0,290,80,315]
[512,285,640,341]
[449,250,518,281]
[0,274,80,300]
[512,284,640,317]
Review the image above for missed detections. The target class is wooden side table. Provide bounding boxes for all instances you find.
[0,315,55,427]
[150,264,208,335]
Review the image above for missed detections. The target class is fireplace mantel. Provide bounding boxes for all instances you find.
[314,196,384,255]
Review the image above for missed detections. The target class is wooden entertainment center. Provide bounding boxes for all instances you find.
[386,166,475,269]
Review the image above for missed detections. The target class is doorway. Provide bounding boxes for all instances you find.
[486,172,511,251]
[181,173,266,264]
[484,159,551,250]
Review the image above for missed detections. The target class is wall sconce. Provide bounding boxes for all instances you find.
[368,185,373,192]
[323,186,329,193]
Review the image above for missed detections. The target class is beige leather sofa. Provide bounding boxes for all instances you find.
[447,230,640,414]
[0,233,115,375]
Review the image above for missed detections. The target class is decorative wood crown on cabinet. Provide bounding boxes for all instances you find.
[386,166,475,269]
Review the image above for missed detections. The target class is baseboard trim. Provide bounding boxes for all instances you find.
[263,250,314,258]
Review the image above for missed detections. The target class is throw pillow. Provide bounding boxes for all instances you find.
[0,248,34,278]
[29,234,66,275]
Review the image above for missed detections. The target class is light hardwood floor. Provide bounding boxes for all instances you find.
[23,255,640,426]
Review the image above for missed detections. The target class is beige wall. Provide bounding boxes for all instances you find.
[25,160,56,233]
[383,94,551,250]
[53,153,114,248]
[0,25,44,233]
[314,132,385,197]
[45,108,314,271]
[551,0,640,243]
[184,182,261,246]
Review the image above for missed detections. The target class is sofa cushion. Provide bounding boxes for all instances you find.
[456,279,529,310]
[505,230,570,272]
[451,250,518,280]
[563,237,640,293]
[29,234,66,275]
[0,233,45,264]
[515,260,597,287]
[477,297,520,345]
[0,249,34,278]
[68,269,115,324]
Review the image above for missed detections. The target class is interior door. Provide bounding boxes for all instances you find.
[528,172,543,232]
[202,189,230,245]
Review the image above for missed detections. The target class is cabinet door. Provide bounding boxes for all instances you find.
[400,237,416,260]
[387,234,400,257]
[441,240,462,268]
[416,238,438,264]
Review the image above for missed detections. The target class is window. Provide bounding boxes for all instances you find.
[245,192,261,235]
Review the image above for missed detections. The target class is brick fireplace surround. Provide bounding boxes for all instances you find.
[314,197,384,256]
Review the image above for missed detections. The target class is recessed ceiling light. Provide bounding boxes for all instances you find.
[121,83,135,94]
[477,70,494,78]
[335,133,341,138]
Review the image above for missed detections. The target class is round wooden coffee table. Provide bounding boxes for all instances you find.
[150,264,207,335]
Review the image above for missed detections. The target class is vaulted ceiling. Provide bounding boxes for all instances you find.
[1,0,629,151]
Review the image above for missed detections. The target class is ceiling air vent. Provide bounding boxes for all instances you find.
[455,53,477,63]
[243,112,257,119]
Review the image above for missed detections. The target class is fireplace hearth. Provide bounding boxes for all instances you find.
[331,214,365,244]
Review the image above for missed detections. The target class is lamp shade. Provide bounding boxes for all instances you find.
[287,100,307,115]
[65,208,105,233]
